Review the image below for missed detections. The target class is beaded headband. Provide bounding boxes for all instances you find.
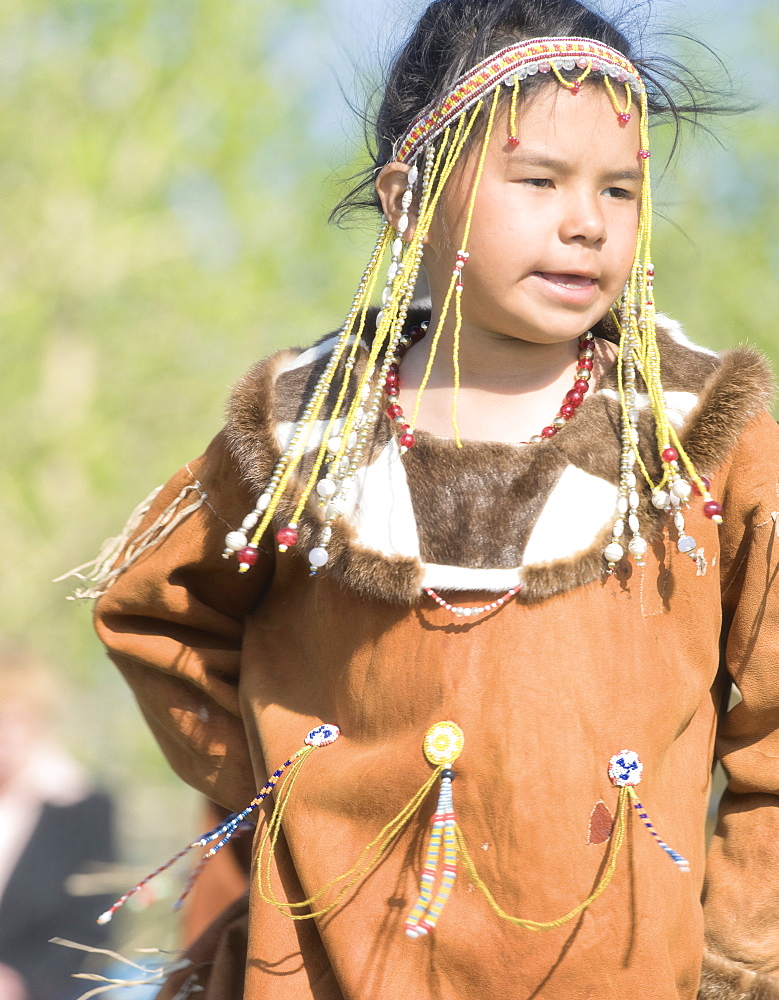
[221,35,723,584]
[396,37,644,162]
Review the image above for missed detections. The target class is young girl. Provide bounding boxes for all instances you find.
[81,1,779,997]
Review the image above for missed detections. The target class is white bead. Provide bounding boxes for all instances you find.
[308,547,330,568]
[326,436,341,455]
[625,472,637,488]
[392,237,403,256]
[347,431,358,448]
[673,513,686,534]
[320,526,332,543]
[225,531,248,551]
[604,541,624,562]
[375,310,384,327]
[629,489,640,510]
[381,286,392,306]
[401,189,413,209]
[612,518,625,538]
[397,213,409,233]
[677,535,697,553]
[670,493,681,508]
[671,479,692,501]
[316,478,336,499]
[628,536,648,556]
[629,408,641,425]
[651,490,669,510]
[257,493,272,512]
[628,513,640,533]
[408,164,418,185]
[241,513,258,531]
[325,498,346,519]
[617,496,629,514]
[386,262,399,281]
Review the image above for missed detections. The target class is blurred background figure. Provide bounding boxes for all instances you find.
[0,642,116,1000]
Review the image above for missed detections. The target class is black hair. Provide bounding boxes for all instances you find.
[331,0,740,223]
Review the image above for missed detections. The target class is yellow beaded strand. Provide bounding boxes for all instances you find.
[256,764,444,920]
[455,785,629,930]
[450,84,502,446]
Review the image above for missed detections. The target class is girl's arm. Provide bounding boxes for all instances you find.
[702,409,779,995]
[94,430,274,812]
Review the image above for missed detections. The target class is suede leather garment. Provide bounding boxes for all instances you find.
[94,319,779,1000]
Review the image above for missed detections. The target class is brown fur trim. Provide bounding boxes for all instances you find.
[699,951,779,999]
[224,317,775,607]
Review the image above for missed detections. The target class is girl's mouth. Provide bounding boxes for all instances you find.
[535,272,597,289]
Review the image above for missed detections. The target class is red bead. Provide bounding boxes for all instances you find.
[619,113,632,123]
[662,447,678,463]
[387,403,403,419]
[560,403,575,419]
[276,526,298,548]
[568,393,584,408]
[399,432,415,448]
[388,362,399,375]
[572,82,581,95]
[238,546,258,566]
[703,500,723,520]
[691,475,711,497]
[578,357,594,370]
[507,135,519,147]
[574,379,590,393]
[541,426,557,438]
[384,373,399,391]
[409,325,427,343]
[578,338,591,350]
[638,149,651,159]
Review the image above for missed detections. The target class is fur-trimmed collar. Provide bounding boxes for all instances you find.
[225,309,774,606]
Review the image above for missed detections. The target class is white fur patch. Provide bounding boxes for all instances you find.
[522,465,618,567]
[657,314,718,357]
[421,563,523,592]
[346,437,421,559]
[283,336,338,373]
[599,389,699,427]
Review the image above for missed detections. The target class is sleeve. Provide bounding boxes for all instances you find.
[700,410,779,998]
[93,430,274,813]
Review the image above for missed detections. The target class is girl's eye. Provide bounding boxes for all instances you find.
[524,177,553,188]
[604,186,632,199]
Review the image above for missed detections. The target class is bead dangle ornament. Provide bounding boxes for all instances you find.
[506,75,521,145]
[608,750,690,871]
[255,721,464,922]
[96,724,341,925]
[405,722,465,938]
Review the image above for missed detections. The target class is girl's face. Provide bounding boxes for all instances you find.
[420,83,643,345]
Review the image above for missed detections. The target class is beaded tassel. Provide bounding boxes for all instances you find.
[96,724,340,925]
[607,750,690,871]
[405,722,464,937]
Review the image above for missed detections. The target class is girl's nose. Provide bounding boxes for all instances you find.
[560,194,607,246]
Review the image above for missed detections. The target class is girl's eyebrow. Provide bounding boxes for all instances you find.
[510,151,643,184]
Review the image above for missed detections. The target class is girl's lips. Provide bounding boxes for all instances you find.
[535,271,597,288]
[530,271,600,305]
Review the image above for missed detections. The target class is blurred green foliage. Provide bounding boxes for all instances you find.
[0,0,776,948]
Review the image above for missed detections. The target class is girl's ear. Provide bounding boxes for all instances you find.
[375,161,421,242]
